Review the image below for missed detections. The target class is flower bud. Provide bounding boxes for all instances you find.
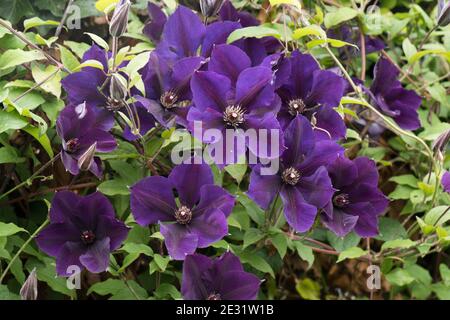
[109,0,131,37]
[432,128,450,162]
[109,73,128,101]
[20,268,38,300]
[437,0,450,27]
[78,142,97,172]
[200,0,225,18]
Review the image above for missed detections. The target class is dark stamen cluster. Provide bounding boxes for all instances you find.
[175,205,193,225]
[223,105,245,127]
[80,230,96,245]
[288,99,306,116]
[333,193,350,208]
[160,90,178,109]
[207,293,222,300]
[281,167,301,186]
[65,138,80,153]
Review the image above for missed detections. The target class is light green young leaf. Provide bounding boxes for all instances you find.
[23,17,60,31]
[0,49,45,70]
[336,246,367,263]
[324,8,359,28]
[227,26,282,44]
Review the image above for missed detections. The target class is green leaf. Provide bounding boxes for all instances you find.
[270,233,287,258]
[424,206,450,226]
[240,251,275,277]
[389,185,414,200]
[385,268,415,286]
[292,25,326,40]
[227,26,281,44]
[324,8,359,28]
[58,45,80,71]
[110,280,148,299]
[389,174,418,188]
[375,217,408,241]
[408,49,450,64]
[97,179,130,196]
[243,228,265,249]
[293,241,314,268]
[0,147,25,164]
[22,125,54,157]
[0,3,35,24]
[0,49,45,70]
[402,38,417,60]
[23,17,60,31]
[381,239,415,251]
[236,193,265,225]
[295,278,321,300]
[340,96,370,107]
[84,32,109,51]
[336,246,367,263]
[224,163,247,183]
[153,254,170,272]
[28,258,76,298]
[327,231,360,252]
[95,0,119,12]
[153,283,182,300]
[72,59,105,72]
[87,278,127,296]
[0,110,28,133]
[0,285,20,300]
[0,222,27,237]
[269,0,300,6]
[31,63,61,98]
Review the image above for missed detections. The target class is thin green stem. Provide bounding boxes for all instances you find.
[0,218,50,284]
[0,153,61,201]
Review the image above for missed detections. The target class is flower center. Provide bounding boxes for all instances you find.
[66,138,80,153]
[333,193,350,208]
[287,99,306,116]
[223,105,245,127]
[281,167,301,186]
[80,230,96,245]
[207,293,221,300]
[160,91,178,109]
[174,205,193,225]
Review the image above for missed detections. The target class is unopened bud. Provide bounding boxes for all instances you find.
[109,73,128,101]
[432,128,450,161]
[20,268,38,300]
[78,142,97,171]
[109,0,131,37]
[437,0,450,27]
[200,0,225,18]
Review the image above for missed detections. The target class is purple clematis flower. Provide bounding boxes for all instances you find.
[155,5,240,62]
[61,45,109,107]
[35,191,129,276]
[182,252,261,300]
[321,156,388,237]
[247,116,343,232]
[61,45,155,139]
[143,2,167,44]
[442,171,450,193]
[57,103,117,178]
[276,51,347,140]
[367,56,421,130]
[187,44,283,164]
[136,52,204,127]
[130,163,235,260]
